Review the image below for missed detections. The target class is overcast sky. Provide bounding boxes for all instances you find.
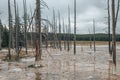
[0,0,120,34]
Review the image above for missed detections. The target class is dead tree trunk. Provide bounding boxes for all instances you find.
[58,11,62,51]
[88,28,92,49]
[8,0,12,60]
[93,19,96,52]
[0,19,2,50]
[53,9,56,48]
[55,17,59,48]
[111,0,120,74]
[107,0,112,56]
[39,0,42,60]
[67,6,71,52]
[74,0,76,55]
[23,0,28,54]
[14,0,19,61]
[111,0,116,73]
[63,19,66,50]
[65,25,68,50]
[35,0,42,64]
[45,22,49,49]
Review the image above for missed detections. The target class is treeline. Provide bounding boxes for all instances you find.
[18,32,120,42]
[1,28,120,48]
[46,33,120,41]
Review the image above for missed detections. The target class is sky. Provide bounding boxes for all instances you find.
[0,0,120,34]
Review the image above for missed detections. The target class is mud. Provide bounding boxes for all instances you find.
[0,45,120,80]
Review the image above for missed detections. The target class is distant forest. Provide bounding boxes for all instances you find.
[1,27,120,47]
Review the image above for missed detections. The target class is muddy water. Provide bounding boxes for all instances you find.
[0,45,120,80]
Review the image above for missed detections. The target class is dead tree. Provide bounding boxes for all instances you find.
[58,11,62,51]
[65,25,68,50]
[55,17,59,48]
[8,0,12,60]
[46,26,49,49]
[35,0,42,64]
[107,0,112,56]
[63,19,66,50]
[111,0,120,73]
[14,0,19,61]
[23,0,28,54]
[67,5,71,52]
[88,28,92,49]
[28,7,36,49]
[44,19,49,49]
[93,19,96,52]
[74,0,76,55]
[30,6,34,49]
[49,18,54,48]
[0,19,2,50]
[53,9,57,48]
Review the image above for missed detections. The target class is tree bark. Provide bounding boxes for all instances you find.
[8,0,12,60]
[67,6,71,52]
[88,28,92,49]
[14,0,19,61]
[111,0,116,70]
[74,0,76,55]
[58,11,62,51]
[23,0,28,54]
[0,19,2,50]
[107,0,112,56]
[93,19,96,52]
[35,0,42,62]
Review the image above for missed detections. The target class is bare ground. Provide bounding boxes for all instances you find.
[0,44,120,80]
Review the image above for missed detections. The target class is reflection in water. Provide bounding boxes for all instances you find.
[35,72,41,80]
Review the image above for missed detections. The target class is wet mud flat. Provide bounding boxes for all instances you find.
[0,45,120,80]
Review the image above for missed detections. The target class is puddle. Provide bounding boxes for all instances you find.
[0,46,120,80]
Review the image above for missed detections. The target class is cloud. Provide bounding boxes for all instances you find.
[0,0,119,34]
[43,0,108,34]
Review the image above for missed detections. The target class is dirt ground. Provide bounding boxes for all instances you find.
[0,44,120,80]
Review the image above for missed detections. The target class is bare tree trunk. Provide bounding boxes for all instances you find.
[14,0,19,61]
[8,0,12,60]
[45,22,49,49]
[67,6,71,52]
[58,11,62,51]
[23,0,28,54]
[35,0,42,65]
[39,0,42,60]
[63,19,66,50]
[29,6,33,46]
[74,0,76,55]
[11,26,14,49]
[93,19,96,52]
[88,28,92,49]
[0,19,2,50]
[65,25,68,50]
[111,0,120,74]
[115,0,120,27]
[53,9,56,48]
[51,19,54,48]
[107,0,112,56]
[52,9,58,49]
[55,17,58,48]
